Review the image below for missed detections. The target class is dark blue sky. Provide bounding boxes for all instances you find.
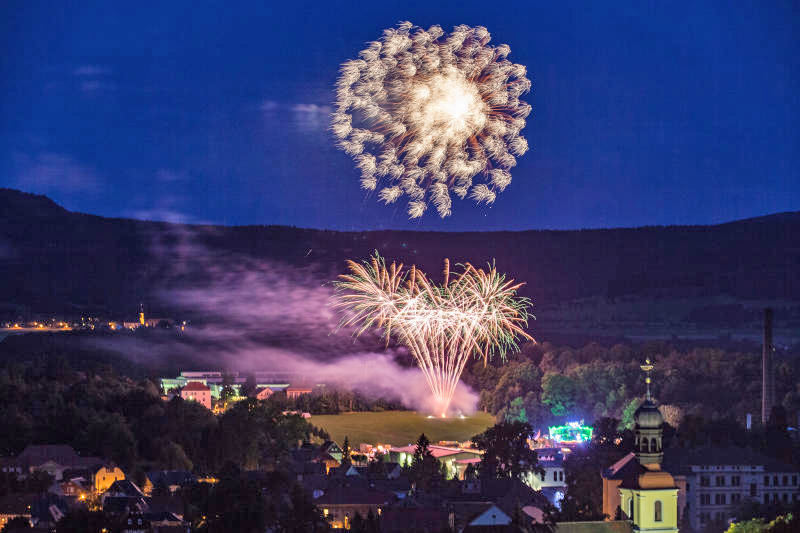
[2,1,798,230]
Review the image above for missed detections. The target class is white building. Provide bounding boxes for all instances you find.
[663,446,799,530]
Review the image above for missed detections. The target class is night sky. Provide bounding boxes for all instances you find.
[2,1,798,231]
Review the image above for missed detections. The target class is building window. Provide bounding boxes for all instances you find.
[750,483,757,497]
[716,475,725,486]
[715,494,726,505]
[731,493,741,504]
[793,476,797,486]
[553,471,557,481]
[732,475,740,486]
[700,476,710,487]
[654,500,662,522]
[782,476,788,486]
[773,476,778,486]
[782,493,788,503]
[650,438,657,452]
[764,494,770,504]
[700,494,711,505]
[764,476,769,486]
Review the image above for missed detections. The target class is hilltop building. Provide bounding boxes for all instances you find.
[180,382,211,409]
[160,370,306,400]
[603,359,679,533]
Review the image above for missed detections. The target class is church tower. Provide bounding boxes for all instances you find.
[618,359,679,532]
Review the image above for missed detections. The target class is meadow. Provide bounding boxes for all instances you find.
[310,410,495,447]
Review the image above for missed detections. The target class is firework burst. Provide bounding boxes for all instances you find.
[333,22,532,218]
[334,253,534,416]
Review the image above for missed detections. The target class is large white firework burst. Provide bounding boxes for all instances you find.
[333,22,532,218]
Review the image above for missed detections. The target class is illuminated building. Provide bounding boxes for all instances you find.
[548,421,593,445]
[604,359,679,533]
[93,466,126,493]
[180,382,212,409]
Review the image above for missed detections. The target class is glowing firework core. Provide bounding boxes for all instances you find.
[335,253,534,415]
[411,69,488,142]
[334,22,532,218]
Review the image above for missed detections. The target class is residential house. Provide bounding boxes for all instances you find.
[123,511,190,533]
[286,386,312,399]
[388,444,482,479]
[315,484,395,529]
[1,445,102,481]
[102,479,147,514]
[180,382,211,409]
[143,471,196,496]
[0,493,35,530]
[254,387,273,400]
[526,447,567,508]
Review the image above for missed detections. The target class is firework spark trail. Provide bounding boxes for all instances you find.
[335,253,534,415]
[333,22,532,218]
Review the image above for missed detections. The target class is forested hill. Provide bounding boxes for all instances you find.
[1,188,798,339]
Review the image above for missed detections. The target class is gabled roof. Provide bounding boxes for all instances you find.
[390,445,474,458]
[14,445,102,470]
[467,504,511,526]
[105,479,145,498]
[535,447,565,468]
[146,470,196,486]
[602,452,640,480]
[315,485,395,506]
[181,381,210,392]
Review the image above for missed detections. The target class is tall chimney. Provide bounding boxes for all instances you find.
[761,308,774,425]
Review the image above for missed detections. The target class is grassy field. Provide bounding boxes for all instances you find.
[309,410,495,447]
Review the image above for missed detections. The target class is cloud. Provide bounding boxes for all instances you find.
[259,100,279,113]
[258,100,332,131]
[79,80,114,94]
[125,208,199,224]
[73,65,112,76]
[72,65,114,94]
[155,169,188,183]
[291,103,332,115]
[15,152,102,196]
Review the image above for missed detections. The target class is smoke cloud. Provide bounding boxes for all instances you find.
[99,226,479,414]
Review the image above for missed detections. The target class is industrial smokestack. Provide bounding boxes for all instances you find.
[761,308,774,425]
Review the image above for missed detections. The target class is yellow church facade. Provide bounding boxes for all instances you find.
[604,359,681,532]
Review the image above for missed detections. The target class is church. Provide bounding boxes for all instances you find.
[602,359,680,532]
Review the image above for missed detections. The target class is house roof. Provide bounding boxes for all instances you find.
[602,452,640,480]
[535,447,565,468]
[14,445,101,470]
[315,486,395,506]
[103,496,146,514]
[146,470,196,486]
[181,382,210,392]
[662,446,798,474]
[105,479,145,498]
[390,445,472,458]
[0,493,37,514]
